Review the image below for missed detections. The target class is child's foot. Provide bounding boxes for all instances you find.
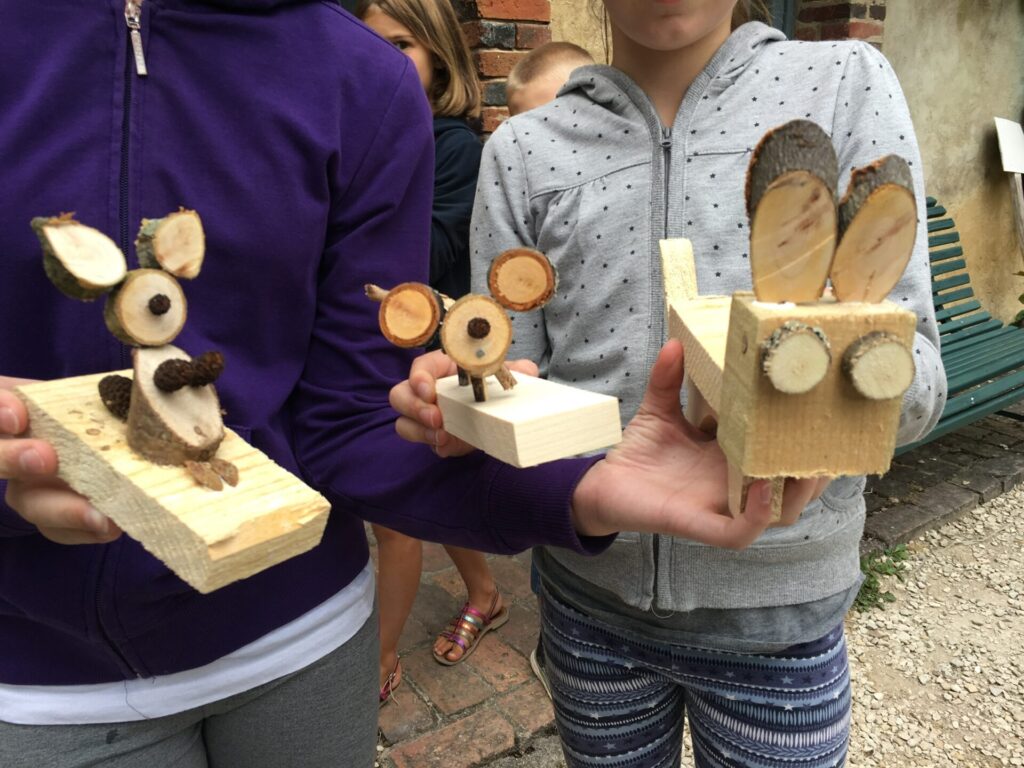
[379,654,402,705]
[432,590,508,665]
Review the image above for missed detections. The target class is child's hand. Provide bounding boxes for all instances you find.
[389,351,540,457]
[570,341,819,549]
[0,377,121,545]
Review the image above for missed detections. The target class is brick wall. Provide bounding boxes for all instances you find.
[794,0,887,48]
[456,0,551,133]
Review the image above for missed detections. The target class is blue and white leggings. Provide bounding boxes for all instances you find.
[539,587,850,768]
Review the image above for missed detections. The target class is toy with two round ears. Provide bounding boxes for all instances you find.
[366,249,622,468]
[15,211,329,592]
[665,119,920,519]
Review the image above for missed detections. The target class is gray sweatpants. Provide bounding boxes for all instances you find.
[0,605,379,768]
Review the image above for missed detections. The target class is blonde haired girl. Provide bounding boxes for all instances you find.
[357,0,509,702]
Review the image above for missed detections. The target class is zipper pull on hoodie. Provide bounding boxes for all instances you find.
[125,1,148,76]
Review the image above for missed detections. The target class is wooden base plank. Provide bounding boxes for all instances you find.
[15,372,330,593]
[436,372,622,468]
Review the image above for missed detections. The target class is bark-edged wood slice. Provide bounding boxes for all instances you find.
[746,120,838,303]
[831,155,917,302]
[488,248,556,312]
[843,331,915,400]
[127,344,224,466]
[135,209,206,279]
[374,282,445,348]
[104,268,187,346]
[440,294,513,378]
[760,321,832,394]
[32,214,127,301]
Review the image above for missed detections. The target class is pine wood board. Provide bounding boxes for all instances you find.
[15,371,330,593]
[716,293,916,478]
[436,372,622,468]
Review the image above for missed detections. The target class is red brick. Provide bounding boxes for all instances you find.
[400,645,493,716]
[848,19,884,40]
[464,635,533,693]
[388,709,516,768]
[497,603,542,658]
[476,0,550,22]
[474,49,526,78]
[420,541,452,573]
[798,2,854,22]
[496,679,556,737]
[487,555,535,602]
[820,20,851,39]
[515,23,551,50]
[482,106,509,134]
[461,19,516,50]
[794,24,820,41]
[378,686,435,745]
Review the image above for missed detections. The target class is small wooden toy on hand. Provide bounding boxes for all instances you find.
[15,211,329,592]
[664,120,919,519]
[367,249,622,468]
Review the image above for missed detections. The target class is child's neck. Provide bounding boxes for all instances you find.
[612,22,732,128]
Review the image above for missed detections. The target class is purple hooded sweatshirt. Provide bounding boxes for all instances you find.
[0,0,605,687]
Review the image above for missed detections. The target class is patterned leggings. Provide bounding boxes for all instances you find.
[539,586,850,768]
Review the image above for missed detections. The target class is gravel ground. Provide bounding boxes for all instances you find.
[488,485,1024,767]
[843,484,1024,767]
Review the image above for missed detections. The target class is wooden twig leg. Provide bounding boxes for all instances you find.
[470,376,487,402]
[727,463,783,523]
[494,365,516,391]
[457,367,469,387]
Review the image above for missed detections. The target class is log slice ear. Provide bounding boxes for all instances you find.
[135,209,206,279]
[831,156,917,303]
[488,248,556,312]
[746,120,838,303]
[104,269,187,346]
[127,344,224,466]
[376,282,445,348]
[843,331,915,400]
[440,295,512,377]
[32,214,127,301]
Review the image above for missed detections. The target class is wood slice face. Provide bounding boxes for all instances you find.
[832,156,917,303]
[378,282,443,348]
[843,331,915,400]
[760,321,832,394]
[749,171,837,303]
[135,209,206,279]
[488,248,556,312]
[440,295,512,377]
[127,344,224,466]
[104,269,187,346]
[33,216,127,300]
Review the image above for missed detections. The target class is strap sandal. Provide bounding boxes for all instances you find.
[433,591,509,666]
[379,655,401,706]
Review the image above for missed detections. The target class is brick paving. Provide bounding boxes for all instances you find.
[370,408,1024,768]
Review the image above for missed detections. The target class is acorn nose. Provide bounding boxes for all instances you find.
[467,317,491,339]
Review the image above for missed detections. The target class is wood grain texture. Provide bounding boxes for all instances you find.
[15,372,330,593]
[717,293,915,478]
[436,372,621,468]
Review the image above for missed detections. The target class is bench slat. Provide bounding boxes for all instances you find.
[929,245,964,263]
[934,294,976,315]
[929,231,961,248]
[939,321,1007,352]
[933,273,970,292]
[931,258,966,277]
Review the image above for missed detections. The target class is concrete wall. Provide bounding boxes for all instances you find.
[550,0,609,62]
[881,0,1024,321]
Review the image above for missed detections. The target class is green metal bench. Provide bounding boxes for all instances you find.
[898,197,1024,453]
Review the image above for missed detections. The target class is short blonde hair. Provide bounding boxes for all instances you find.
[356,0,481,119]
[506,41,595,97]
